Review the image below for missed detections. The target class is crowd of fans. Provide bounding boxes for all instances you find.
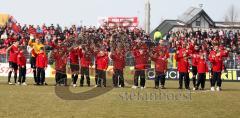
[0,22,239,63]
[0,23,151,51]
[166,29,240,54]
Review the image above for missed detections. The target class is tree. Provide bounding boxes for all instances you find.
[224,5,239,28]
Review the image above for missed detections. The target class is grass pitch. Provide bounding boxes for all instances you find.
[0,77,240,118]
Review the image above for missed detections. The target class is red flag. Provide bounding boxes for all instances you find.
[9,16,20,33]
[12,23,20,33]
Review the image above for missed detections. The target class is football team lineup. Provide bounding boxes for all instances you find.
[2,38,240,91]
[1,0,240,117]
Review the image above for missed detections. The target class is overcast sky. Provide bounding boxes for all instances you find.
[0,0,240,30]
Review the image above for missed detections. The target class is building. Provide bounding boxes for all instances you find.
[151,7,240,38]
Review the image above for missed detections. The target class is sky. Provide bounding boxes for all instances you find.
[0,0,240,31]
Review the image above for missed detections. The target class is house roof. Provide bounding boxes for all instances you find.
[178,7,203,23]
[150,20,185,39]
[178,7,215,26]
[150,7,216,38]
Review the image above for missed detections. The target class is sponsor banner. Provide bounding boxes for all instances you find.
[0,63,114,78]
[146,68,240,81]
[0,63,52,77]
[98,16,138,28]
[1,63,240,81]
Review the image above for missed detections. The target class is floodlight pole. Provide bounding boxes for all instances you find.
[144,0,151,34]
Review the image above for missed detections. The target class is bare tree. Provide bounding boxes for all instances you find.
[224,15,230,22]
[224,5,239,28]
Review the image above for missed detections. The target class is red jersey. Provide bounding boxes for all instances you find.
[209,50,224,72]
[17,51,26,67]
[51,50,68,73]
[79,49,92,68]
[110,51,125,70]
[151,45,169,72]
[36,52,48,68]
[96,52,109,70]
[191,50,200,67]
[175,48,190,73]
[132,49,148,70]
[8,45,19,63]
[196,58,208,73]
[69,48,79,65]
[152,53,169,72]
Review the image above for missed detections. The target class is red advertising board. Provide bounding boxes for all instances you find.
[98,17,138,28]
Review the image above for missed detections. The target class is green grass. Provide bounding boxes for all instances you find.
[0,76,240,118]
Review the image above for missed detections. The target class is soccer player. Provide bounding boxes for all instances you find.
[17,46,27,85]
[79,45,92,87]
[151,41,169,89]
[131,42,148,89]
[191,45,200,90]
[69,47,80,87]
[175,42,190,90]
[6,41,19,85]
[110,47,126,88]
[50,47,68,86]
[28,36,44,84]
[195,52,208,90]
[96,49,109,88]
[36,47,48,85]
[209,45,227,91]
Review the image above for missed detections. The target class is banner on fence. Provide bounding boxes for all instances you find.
[146,68,240,81]
[1,62,239,81]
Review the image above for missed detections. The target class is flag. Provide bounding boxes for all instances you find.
[8,16,20,33]
[12,22,20,33]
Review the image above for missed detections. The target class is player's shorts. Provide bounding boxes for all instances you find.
[70,63,80,73]
[30,57,36,69]
[81,67,89,75]
[192,66,197,75]
[9,61,18,70]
